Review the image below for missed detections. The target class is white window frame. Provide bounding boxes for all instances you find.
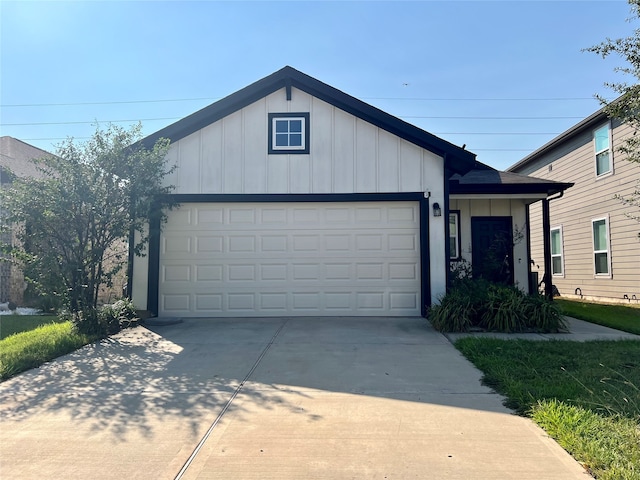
[593,122,613,178]
[449,211,461,260]
[268,113,309,154]
[591,216,612,277]
[550,226,564,277]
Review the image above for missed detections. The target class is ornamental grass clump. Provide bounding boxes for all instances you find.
[429,280,566,333]
[480,285,525,333]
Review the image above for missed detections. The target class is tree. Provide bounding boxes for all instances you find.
[0,124,175,332]
[586,0,640,220]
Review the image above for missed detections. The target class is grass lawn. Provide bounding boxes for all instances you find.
[0,320,99,381]
[557,298,640,335]
[456,338,640,480]
[0,315,65,340]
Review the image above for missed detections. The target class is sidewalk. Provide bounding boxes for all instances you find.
[445,316,640,343]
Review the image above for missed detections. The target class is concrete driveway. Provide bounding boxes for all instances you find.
[0,317,589,479]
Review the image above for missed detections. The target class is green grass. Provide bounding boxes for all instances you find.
[0,314,65,340]
[455,338,640,479]
[0,321,97,381]
[557,299,640,335]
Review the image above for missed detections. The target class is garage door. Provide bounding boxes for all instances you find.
[158,202,422,317]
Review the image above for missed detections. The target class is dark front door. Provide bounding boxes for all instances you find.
[471,216,514,284]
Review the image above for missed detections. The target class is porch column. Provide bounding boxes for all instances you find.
[541,198,553,300]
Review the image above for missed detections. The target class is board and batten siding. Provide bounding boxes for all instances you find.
[162,87,444,196]
[133,86,452,311]
[527,121,640,302]
[449,198,530,289]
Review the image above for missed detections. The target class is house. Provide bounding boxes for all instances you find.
[0,136,51,305]
[131,66,572,318]
[508,103,640,304]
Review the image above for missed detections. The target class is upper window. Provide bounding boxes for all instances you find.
[594,123,612,177]
[592,217,611,276]
[268,113,310,154]
[449,211,461,260]
[550,226,564,276]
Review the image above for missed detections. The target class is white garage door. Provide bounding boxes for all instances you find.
[158,202,421,317]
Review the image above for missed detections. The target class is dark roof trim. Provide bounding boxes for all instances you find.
[449,179,574,197]
[450,160,574,197]
[507,106,608,172]
[140,66,476,174]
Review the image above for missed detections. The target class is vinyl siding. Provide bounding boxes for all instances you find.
[525,121,640,302]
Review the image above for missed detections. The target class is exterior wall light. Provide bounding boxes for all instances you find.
[433,202,442,217]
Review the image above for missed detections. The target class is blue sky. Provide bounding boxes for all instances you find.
[0,0,636,171]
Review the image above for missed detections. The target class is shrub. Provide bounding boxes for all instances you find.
[480,284,525,333]
[523,293,567,333]
[64,298,139,336]
[429,288,476,332]
[429,280,565,333]
[99,298,139,334]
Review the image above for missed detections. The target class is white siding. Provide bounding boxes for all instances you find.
[449,198,531,290]
[164,87,445,196]
[134,86,451,313]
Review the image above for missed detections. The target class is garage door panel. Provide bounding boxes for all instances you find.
[195,208,223,225]
[163,294,190,312]
[159,202,421,317]
[389,263,419,280]
[195,236,224,253]
[162,264,191,282]
[195,294,223,311]
[391,292,419,307]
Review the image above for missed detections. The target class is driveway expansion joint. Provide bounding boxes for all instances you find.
[173,318,289,480]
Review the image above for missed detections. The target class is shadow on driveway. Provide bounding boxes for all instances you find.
[0,317,588,479]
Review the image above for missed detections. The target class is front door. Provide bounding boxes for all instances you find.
[471,216,514,285]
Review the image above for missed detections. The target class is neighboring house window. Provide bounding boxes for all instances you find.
[550,226,563,276]
[592,217,611,276]
[268,113,310,154]
[449,211,460,260]
[594,123,612,177]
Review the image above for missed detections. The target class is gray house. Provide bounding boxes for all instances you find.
[509,104,640,304]
[131,66,571,318]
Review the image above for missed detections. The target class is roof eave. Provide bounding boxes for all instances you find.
[449,181,574,197]
[139,66,476,174]
[507,107,609,172]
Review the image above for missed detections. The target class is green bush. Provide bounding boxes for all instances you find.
[428,288,476,332]
[64,298,139,336]
[429,281,566,333]
[99,298,139,333]
[523,293,567,332]
[480,285,524,333]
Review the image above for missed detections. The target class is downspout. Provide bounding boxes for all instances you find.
[541,190,565,300]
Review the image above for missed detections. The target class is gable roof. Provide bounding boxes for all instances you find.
[450,160,573,196]
[141,66,476,175]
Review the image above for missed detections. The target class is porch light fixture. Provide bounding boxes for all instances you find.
[433,202,442,217]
